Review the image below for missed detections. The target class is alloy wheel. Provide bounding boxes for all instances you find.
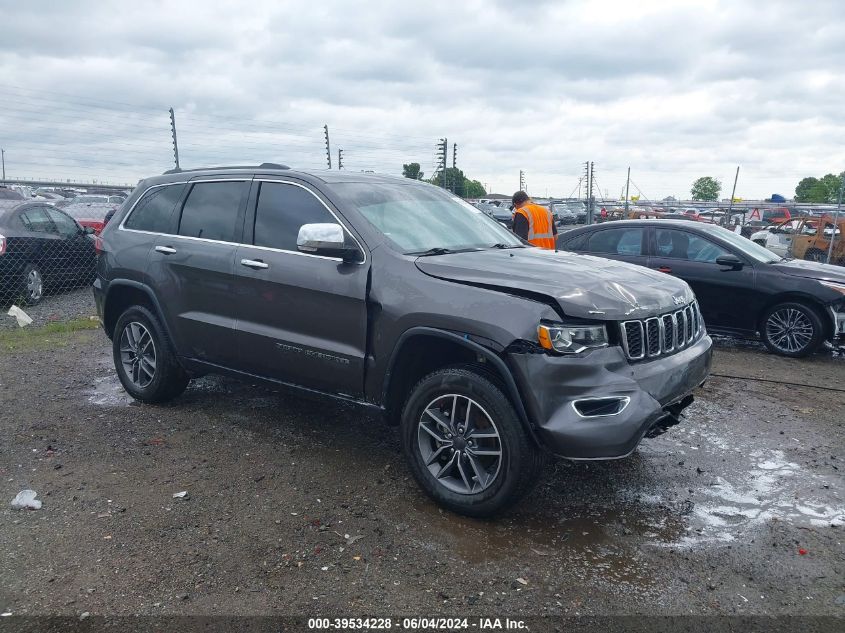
[765,308,814,354]
[119,322,157,388]
[417,394,502,495]
[27,268,43,302]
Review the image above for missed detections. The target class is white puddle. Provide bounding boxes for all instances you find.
[85,375,134,407]
[648,426,845,546]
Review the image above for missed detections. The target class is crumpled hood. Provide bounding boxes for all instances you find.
[770,259,845,284]
[415,248,695,320]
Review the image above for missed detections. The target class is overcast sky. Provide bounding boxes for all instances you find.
[1,0,843,200]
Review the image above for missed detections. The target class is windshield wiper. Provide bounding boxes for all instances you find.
[489,243,523,249]
[411,247,454,257]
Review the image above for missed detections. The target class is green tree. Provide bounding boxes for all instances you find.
[795,173,843,203]
[464,179,486,198]
[690,176,721,201]
[428,169,486,198]
[794,177,820,202]
[402,163,424,180]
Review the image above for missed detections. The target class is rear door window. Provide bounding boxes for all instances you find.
[19,208,55,233]
[586,228,644,255]
[124,184,186,234]
[178,181,246,243]
[253,182,338,252]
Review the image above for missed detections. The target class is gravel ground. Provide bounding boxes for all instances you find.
[1,289,97,330]
[0,320,843,624]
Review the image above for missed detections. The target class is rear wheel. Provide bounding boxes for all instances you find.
[112,305,189,403]
[400,366,543,518]
[761,302,826,357]
[21,264,44,306]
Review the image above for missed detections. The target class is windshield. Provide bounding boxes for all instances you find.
[700,224,782,263]
[333,182,523,254]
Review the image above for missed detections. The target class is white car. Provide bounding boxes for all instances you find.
[749,221,799,257]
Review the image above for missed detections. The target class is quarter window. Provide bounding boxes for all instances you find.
[178,181,246,243]
[586,228,644,255]
[253,182,338,252]
[124,184,186,234]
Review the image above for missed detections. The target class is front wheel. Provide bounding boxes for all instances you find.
[400,367,543,518]
[804,248,828,263]
[112,305,189,403]
[761,302,826,358]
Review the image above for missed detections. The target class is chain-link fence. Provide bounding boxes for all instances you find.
[1,198,103,309]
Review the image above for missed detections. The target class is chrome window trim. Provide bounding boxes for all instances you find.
[118,178,367,264]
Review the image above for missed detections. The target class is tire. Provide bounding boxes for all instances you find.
[400,366,543,518]
[760,301,826,358]
[112,305,189,403]
[21,263,44,306]
[804,248,827,263]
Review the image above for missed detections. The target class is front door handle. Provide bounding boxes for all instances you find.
[655,266,672,273]
[240,258,269,270]
[155,245,176,254]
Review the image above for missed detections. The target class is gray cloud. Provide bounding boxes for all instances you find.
[0,0,842,198]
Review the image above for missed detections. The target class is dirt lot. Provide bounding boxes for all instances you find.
[1,299,843,623]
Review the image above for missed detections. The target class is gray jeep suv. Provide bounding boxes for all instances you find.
[94,165,712,517]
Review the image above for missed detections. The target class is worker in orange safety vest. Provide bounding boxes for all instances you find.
[511,191,557,249]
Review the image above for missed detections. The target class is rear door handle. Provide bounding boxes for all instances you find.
[155,245,176,254]
[240,258,269,270]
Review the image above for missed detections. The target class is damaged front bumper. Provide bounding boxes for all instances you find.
[507,335,712,459]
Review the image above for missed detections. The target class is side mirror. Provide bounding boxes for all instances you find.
[715,254,744,270]
[297,223,360,262]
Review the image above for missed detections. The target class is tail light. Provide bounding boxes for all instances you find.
[0,234,6,256]
[94,234,104,256]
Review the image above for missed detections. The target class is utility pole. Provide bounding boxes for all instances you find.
[584,161,594,225]
[827,170,844,263]
[1,148,5,183]
[337,149,344,170]
[727,166,740,225]
[452,143,457,169]
[519,170,525,192]
[169,108,180,170]
[436,138,448,189]
[323,125,332,169]
[624,166,631,213]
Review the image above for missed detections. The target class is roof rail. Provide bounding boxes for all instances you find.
[162,163,290,176]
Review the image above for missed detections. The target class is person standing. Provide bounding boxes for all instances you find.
[511,191,557,249]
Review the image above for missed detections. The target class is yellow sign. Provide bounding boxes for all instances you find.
[631,195,640,201]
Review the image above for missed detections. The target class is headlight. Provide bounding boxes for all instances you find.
[820,280,845,296]
[538,322,608,354]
